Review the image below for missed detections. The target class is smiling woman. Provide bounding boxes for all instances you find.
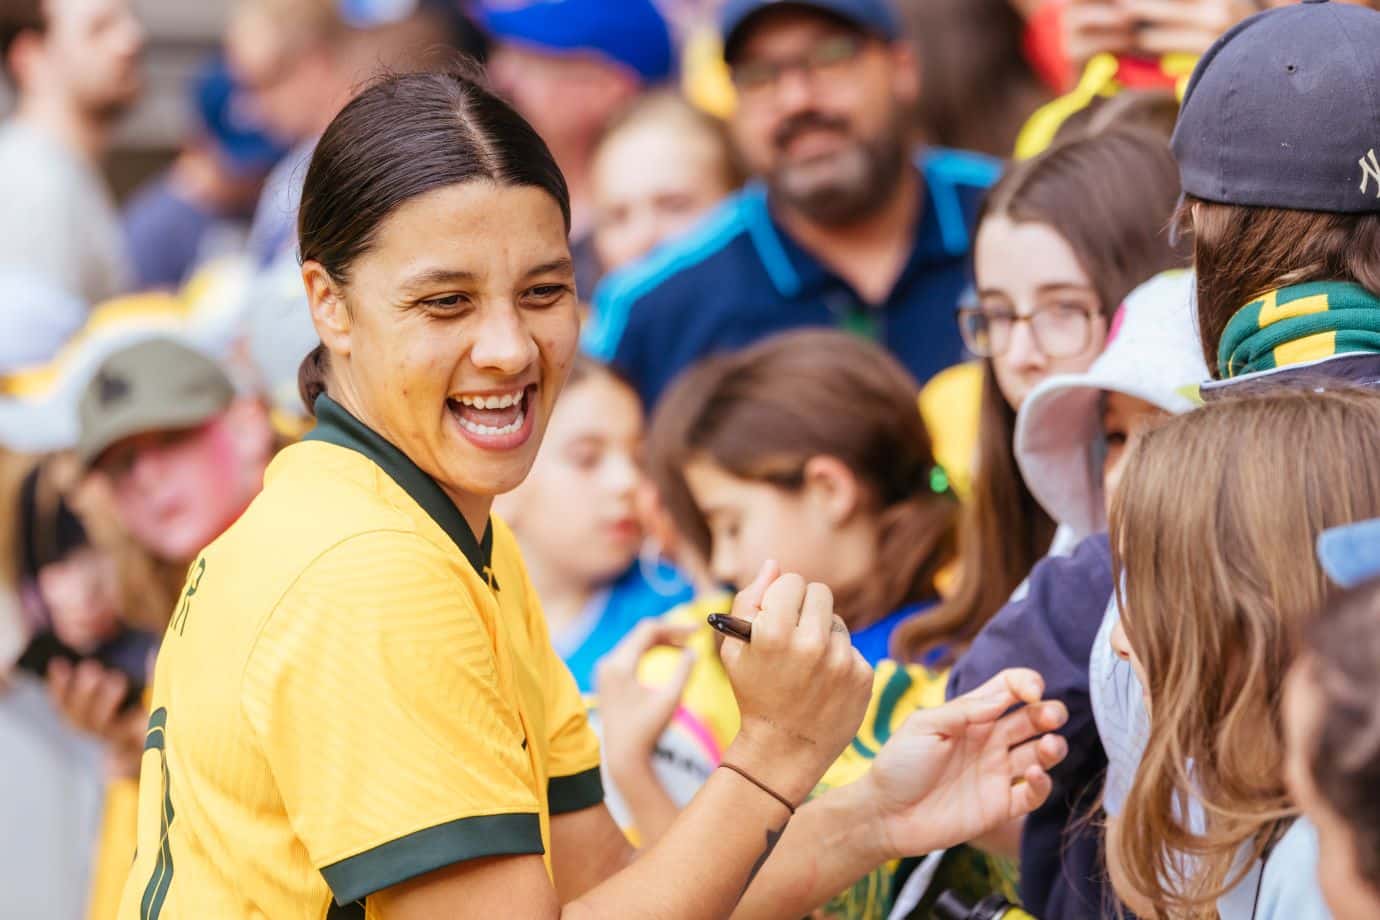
[114,67,1069,920]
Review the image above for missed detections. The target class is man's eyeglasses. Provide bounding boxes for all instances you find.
[956,301,1100,359]
[730,33,867,97]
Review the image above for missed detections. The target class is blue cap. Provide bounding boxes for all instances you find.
[192,57,288,178]
[720,0,902,60]
[474,0,674,84]
[1318,519,1380,588]
[1171,0,1380,214]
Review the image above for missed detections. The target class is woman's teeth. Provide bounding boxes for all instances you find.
[457,409,525,437]
[451,389,528,437]
[456,392,523,410]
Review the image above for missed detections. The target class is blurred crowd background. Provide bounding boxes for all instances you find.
[4,0,1380,919]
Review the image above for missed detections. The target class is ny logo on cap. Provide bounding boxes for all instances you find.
[97,370,130,407]
[1361,149,1380,198]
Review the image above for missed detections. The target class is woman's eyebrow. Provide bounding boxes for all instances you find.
[399,267,478,293]
[522,257,575,281]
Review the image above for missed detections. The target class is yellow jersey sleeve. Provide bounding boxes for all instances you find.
[241,530,543,904]
[523,571,603,813]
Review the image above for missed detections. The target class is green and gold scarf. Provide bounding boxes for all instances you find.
[1218,281,1380,379]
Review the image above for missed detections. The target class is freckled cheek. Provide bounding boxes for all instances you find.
[536,315,580,389]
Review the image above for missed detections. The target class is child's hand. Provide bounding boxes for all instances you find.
[595,620,699,775]
[862,669,1069,859]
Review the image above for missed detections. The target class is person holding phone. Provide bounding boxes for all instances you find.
[115,68,1068,920]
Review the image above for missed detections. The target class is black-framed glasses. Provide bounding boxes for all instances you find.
[730,33,867,96]
[956,301,1099,359]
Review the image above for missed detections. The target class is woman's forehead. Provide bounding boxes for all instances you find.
[364,182,572,279]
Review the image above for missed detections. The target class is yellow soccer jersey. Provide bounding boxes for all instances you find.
[118,396,602,919]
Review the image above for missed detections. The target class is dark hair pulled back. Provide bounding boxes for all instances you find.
[296,65,571,412]
[648,330,958,629]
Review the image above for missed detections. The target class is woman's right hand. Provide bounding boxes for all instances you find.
[718,563,874,808]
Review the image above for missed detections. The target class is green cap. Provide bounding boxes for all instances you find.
[77,338,235,469]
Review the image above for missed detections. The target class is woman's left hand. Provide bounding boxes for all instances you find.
[595,620,698,777]
[862,669,1069,858]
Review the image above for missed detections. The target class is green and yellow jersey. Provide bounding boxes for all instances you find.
[117,396,602,919]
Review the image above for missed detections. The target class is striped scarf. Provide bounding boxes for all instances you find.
[1217,281,1380,379]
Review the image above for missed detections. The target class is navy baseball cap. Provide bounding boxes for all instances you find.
[720,0,902,61]
[474,0,674,84]
[1318,519,1380,588]
[1171,0,1380,214]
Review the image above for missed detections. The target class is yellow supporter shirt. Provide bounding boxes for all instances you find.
[117,396,603,919]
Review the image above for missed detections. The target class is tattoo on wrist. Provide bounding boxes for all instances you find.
[738,822,787,900]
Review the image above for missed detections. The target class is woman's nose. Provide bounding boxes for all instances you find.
[469,304,538,375]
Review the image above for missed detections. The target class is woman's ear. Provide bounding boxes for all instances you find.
[801,455,862,528]
[302,262,351,357]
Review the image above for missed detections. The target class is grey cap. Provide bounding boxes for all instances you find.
[77,338,234,468]
[1171,0,1380,214]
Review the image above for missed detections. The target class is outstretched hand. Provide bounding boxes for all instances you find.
[595,619,699,768]
[863,669,1068,859]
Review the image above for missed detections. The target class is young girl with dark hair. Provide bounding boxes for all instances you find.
[652,329,959,664]
[116,67,1065,919]
[900,126,1185,666]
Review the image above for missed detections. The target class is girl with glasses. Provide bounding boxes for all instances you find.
[898,126,1184,667]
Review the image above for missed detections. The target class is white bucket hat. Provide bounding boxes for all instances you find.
[1015,270,1208,539]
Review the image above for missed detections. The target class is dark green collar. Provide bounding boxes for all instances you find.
[305,394,496,586]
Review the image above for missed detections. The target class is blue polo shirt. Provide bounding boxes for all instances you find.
[583,148,999,408]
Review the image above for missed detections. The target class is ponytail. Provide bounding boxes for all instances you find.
[843,487,958,637]
[298,343,331,415]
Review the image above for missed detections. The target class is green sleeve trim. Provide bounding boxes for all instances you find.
[548,766,604,815]
[320,812,543,905]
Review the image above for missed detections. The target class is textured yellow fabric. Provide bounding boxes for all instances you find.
[918,361,984,502]
[117,438,601,919]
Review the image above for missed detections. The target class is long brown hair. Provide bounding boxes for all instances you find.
[894,128,1186,663]
[1183,198,1380,376]
[647,329,957,627]
[1108,387,1380,918]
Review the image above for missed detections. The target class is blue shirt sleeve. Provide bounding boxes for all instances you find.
[949,533,1113,709]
